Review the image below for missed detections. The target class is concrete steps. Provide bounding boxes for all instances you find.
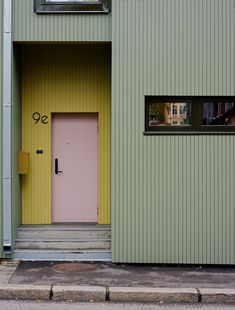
[15,239,111,250]
[13,249,111,261]
[13,225,111,261]
[16,225,111,239]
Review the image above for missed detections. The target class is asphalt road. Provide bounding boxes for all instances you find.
[0,301,235,310]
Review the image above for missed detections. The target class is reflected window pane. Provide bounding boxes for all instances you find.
[45,0,99,2]
[148,102,192,127]
[202,102,235,125]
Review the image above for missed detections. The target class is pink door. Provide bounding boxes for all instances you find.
[52,114,98,222]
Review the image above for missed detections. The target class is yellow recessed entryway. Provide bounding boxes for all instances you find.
[22,44,111,224]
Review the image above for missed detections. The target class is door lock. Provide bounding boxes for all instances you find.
[55,158,63,174]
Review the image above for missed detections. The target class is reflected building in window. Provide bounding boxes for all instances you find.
[149,101,191,127]
[202,101,235,125]
[168,102,191,126]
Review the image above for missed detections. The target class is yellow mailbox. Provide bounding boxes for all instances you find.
[18,151,29,174]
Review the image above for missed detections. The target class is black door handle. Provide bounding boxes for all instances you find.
[55,158,63,174]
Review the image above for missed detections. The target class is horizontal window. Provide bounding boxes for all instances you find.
[34,0,111,13]
[145,97,235,134]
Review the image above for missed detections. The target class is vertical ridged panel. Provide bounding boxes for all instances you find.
[112,0,235,263]
[13,0,111,42]
[12,46,22,242]
[0,0,3,256]
[22,44,111,224]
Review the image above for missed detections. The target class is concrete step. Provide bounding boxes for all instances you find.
[14,225,111,261]
[17,226,111,239]
[13,249,111,261]
[15,238,111,250]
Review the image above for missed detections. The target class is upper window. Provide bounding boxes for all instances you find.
[34,0,111,13]
[145,96,235,134]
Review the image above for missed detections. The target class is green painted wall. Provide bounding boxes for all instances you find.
[0,0,3,257]
[13,0,111,42]
[112,0,235,264]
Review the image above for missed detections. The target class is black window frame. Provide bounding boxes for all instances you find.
[144,96,235,135]
[34,0,111,14]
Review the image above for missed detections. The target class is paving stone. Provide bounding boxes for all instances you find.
[0,260,20,284]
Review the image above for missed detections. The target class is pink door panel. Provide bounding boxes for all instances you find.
[52,114,98,222]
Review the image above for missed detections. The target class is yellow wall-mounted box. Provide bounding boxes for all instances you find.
[18,151,30,174]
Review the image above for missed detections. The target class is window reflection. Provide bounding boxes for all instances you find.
[203,102,235,125]
[149,102,192,127]
[45,0,99,2]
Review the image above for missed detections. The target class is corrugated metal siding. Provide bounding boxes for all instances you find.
[22,44,111,224]
[13,0,111,42]
[0,0,3,257]
[112,0,235,263]
[12,46,22,244]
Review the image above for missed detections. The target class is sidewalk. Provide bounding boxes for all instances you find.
[0,260,235,304]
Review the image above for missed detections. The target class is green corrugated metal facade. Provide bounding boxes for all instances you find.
[111,0,235,264]
[13,0,111,42]
[0,0,234,263]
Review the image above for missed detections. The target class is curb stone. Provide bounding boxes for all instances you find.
[0,284,235,304]
[200,288,235,304]
[109,287,198,303]
[52,285,106,302]
[0,284,51,300]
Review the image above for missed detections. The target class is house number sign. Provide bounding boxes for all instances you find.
[32,112,49,125]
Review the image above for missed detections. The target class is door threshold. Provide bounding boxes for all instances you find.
[52,222,98,226]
